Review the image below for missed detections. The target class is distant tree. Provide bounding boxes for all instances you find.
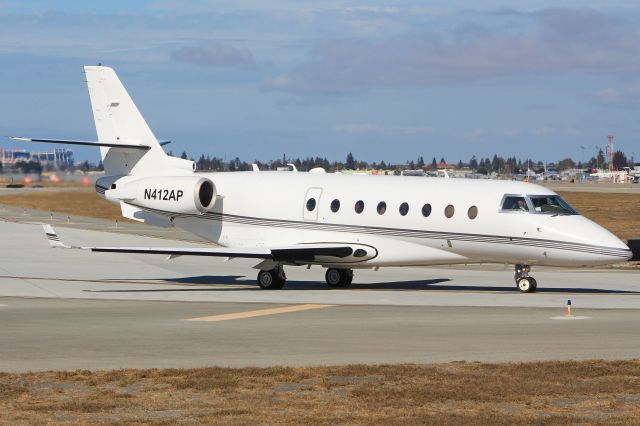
[440,157,446,164]
[469,156,478,169]
[180,151,188,160]
[457,160,463,169]
[597,149,606,168]
[476,167,488,175]
[431,157,437,169]
[345,152,356,169]
[417,156,425,168]
[15,160,42,175]
[557,158,576,170]
[612,150,628,170]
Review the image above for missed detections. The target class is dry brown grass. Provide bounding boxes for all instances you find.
[0,189,124,222]
[1,361,639,424]
[558,191,640,242]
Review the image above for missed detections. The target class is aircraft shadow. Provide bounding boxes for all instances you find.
[83,275,640,295]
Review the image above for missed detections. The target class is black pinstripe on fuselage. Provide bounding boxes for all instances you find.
[129,204,632,259]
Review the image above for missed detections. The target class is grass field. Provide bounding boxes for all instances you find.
[0,188,638,241]
[1,360,639,424]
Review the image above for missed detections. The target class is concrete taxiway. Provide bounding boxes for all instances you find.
[0,218,639,372]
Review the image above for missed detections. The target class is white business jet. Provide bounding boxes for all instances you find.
[12,66,634,292]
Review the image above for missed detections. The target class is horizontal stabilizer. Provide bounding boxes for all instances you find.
[42,224,73,249]
[10,136,150,150]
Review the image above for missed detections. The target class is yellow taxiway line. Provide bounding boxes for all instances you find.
[185,304,335,322]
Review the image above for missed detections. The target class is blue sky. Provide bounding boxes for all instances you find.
[1,0,639,164]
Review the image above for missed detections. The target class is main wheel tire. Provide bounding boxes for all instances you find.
[529,277,538,290]
[325,268,343,287]
[258,269,285,289]
[517,277,534,293]
[325,268,353,287]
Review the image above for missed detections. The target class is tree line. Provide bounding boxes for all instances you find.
[186,149,634,174]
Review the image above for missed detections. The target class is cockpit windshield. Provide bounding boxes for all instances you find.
[529,195,578,215]
[502,196,529,212]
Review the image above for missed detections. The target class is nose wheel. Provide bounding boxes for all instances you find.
[514,264,537,293]
[257,266,286,289]
[325,268,353,287]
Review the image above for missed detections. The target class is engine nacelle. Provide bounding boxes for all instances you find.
[103,176,216,214]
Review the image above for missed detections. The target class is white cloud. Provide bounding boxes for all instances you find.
[334,123,433,135]
[534,127,555,137]
[266,8,640,96]
[171,43,255,68]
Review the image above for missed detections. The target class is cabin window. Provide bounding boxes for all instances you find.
[306,198,316,212]
[501,196,529,212]
[399,202,409,216]
[330,199,340,213]
[422,203,432,217]
[530,195,578,215]
[377,201,387,215]
[468,206,478,219]
[445,204,455,218]
[354,200,365,214]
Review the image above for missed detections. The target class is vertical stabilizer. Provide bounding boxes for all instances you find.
[84,66,193,176]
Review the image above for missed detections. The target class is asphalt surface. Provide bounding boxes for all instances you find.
[2,298,640,372]
[0,215,639,372]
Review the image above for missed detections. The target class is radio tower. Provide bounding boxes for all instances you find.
[607,135,614,173]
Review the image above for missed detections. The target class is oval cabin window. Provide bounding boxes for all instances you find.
[399,202,409,216]
[444,204,455,218]
[377,201,387,215]
[422,203,432,217]
[468,206,478,219]
[330,199,340,213]
[354,200,365,214]
[306,198,316,212]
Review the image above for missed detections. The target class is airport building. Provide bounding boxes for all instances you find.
[0,147,74,169]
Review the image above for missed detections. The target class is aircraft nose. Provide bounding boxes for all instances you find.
[628,240,640,261]
[596,229,633,262]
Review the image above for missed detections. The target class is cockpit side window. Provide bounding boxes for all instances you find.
[501,196,529,212]
[529,195,578,215]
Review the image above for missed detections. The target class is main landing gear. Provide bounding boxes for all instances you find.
[514,264,537,293]
[325,268,353,288]
[255,266,355,289]
[257,265,286,289]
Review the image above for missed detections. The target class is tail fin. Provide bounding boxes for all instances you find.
[84,66,193,176]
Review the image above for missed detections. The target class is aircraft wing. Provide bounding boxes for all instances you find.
[43,225,376,263]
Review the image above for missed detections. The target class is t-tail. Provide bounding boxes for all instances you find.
[10,65,194,177]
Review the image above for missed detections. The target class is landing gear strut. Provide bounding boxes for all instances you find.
[325,268,353,287]
[514,264,537,293]
[257,265,286,289]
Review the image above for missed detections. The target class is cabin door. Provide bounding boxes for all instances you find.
[303,187,323,221]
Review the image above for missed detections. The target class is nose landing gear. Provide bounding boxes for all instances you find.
[514,264,537,293]
[257,265,286,289]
